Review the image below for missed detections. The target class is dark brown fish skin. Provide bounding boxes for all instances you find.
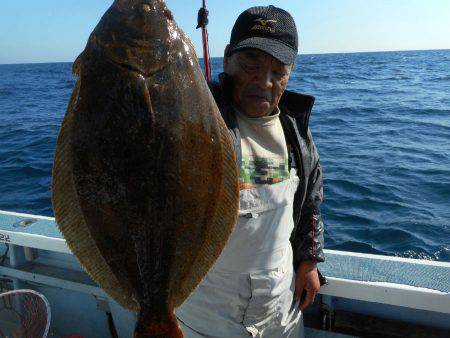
[52,0,239,337]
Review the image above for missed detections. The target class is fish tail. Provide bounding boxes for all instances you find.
[133,311,183,338]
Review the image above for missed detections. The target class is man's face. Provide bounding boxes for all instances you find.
[223,48,292,118]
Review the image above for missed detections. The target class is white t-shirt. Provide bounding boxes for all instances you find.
[235,108,289,190]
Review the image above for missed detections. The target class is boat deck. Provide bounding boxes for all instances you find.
[0,210,449,337]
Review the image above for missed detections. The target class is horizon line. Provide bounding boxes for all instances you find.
[1,47,449,66]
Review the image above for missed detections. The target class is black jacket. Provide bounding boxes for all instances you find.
[209,73,325,269]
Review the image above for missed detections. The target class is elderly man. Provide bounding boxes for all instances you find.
[176,5,325,337]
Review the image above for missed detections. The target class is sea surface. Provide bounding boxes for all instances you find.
[1,49,449,261]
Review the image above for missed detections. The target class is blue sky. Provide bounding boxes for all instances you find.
[0,0,449,64]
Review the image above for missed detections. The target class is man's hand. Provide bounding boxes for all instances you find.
[293,260,321,310]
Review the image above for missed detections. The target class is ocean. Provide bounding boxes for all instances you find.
[0,49,449,261]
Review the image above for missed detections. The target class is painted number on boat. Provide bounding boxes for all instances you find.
[0,232,11,243]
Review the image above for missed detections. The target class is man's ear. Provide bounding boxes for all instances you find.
[223,44,231,72]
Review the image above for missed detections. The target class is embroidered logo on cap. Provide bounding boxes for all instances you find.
[251,18,277,33]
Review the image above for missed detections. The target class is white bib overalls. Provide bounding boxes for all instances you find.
[176,168,303,337]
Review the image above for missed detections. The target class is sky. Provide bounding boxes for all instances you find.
[0,0,449,64]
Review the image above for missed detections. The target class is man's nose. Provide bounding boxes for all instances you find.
[255,69,273,89]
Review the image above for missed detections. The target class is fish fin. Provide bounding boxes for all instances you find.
[133,311,183,338]
[137,75,155,137]
[52,78,139,312]
[72,51,85,76]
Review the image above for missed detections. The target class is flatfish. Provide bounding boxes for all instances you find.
[51,0,239,336]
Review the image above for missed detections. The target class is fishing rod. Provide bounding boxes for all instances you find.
[197,0,212,82]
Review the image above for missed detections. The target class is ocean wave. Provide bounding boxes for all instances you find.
[0,164,49,177]
[0,88,13,96]
[434,75,450,81]
[326,241,386,255]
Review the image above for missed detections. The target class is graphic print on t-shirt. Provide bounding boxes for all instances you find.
[239,155,289,189]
